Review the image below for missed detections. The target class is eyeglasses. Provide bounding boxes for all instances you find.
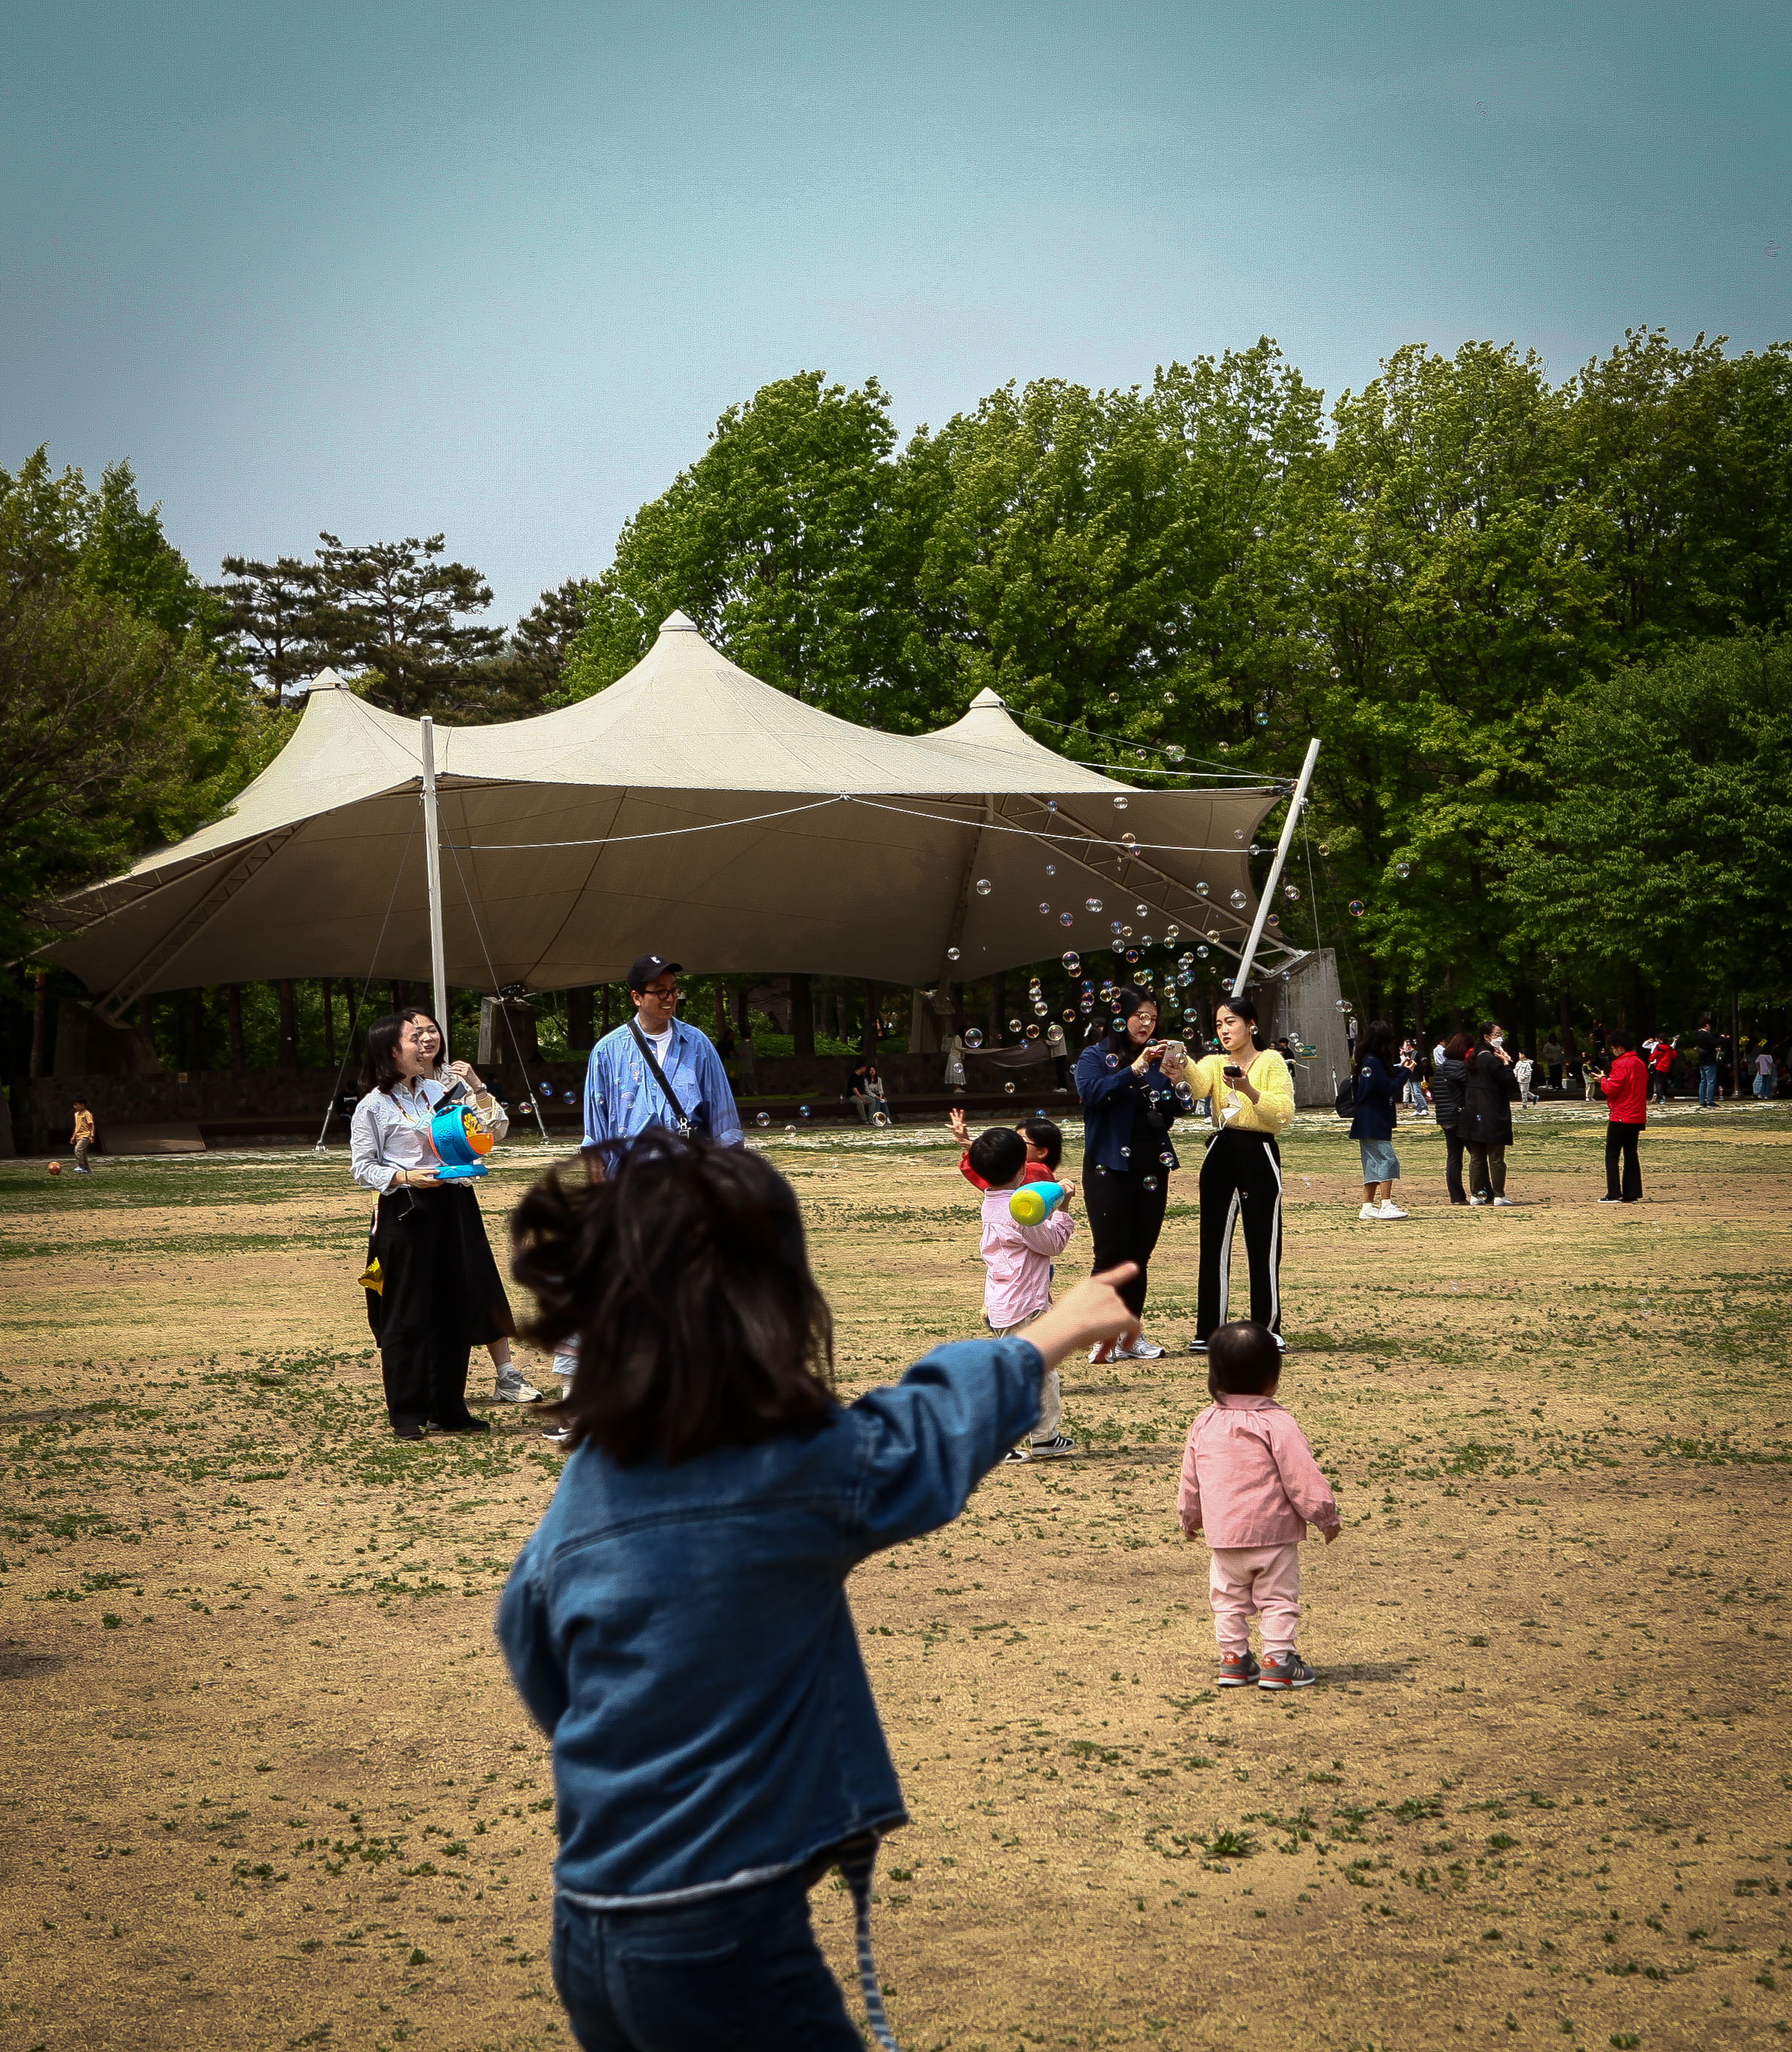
[641,982,682,1000]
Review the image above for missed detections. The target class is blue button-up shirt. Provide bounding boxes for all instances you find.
[582,1018,744,1149]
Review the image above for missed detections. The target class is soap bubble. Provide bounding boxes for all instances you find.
[1045,863,1056,876]
[1085,896,1103,913]
[946,946,961,962]
[1160,1150,1174,1166]
[1329,665,1340,678]
[964,1028,985,1049]
[1348,899,1366,918]
[1165,743,1185,763]
[1268,914,1280,929]
[1111,1016,1125,1031]
[1105,1052,1119,1068]
[1249,843,1262,856]
[1123,948,1140,964]
[1047,800,1058,812]
[1255,710,1269,726]
[1197,880,1210,896]
[1318,842,1329,856]
[1136,903,1149,917]
[1025,1024,1040,1039]
[1113,796,1129,810]
[1061,951,1080,974]
[1120,924,1133,938]
[1165,924,1179,942]
[1059,911,1074,926]
[799,1104,811,1119]
[975,877,992,895]
[1033,1003,1050,1017]
[1111,919,1124,934]
[1283,884,1301,902]
[1062,1007,1077,1022]
[785,1124,798,1135]
[1229,888,1248,909]
[1004,1080,1016,1094]
[1394,861,1412,879]
[1038,902,1052,916]
[1234,828,1246,842]
[1218,741,1230,752]
[1120,832,1138,849]
[1005,1017,1020,1033]
[1141,934,1154,948]
[1197,945,1210,958]
[756,1110,770,1126]
[1120,1144,1131,1160]
[871,1111,890,1128]
[1142,1174,1158,1190]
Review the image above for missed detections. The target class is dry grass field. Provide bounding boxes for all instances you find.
[2,1101,1789,2052]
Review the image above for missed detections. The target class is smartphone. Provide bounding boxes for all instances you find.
[1223,1063,1244,1081]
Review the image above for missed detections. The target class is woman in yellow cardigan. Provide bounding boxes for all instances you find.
[1184,994,1296,1353]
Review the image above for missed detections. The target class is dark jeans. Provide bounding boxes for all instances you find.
[1440,1123,1468,1204]
[551,1875,862,2052]
[1083,1158,1170,1316]
[1698,1063,1719,1107]
[1605,1121,1643,1202]
[1465,1140,1507,1200]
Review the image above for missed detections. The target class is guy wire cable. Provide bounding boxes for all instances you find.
[444,813,553,1146]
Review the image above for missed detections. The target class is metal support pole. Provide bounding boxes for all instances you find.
[1232,737,1322,997]
[420,717,450,1052]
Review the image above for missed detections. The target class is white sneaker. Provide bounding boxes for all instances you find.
[1090,1340,1118,1365]
[1468,1196,1489,1206]
[1376,1200,1409,1219]
[1120,1335,1165,1359]
[1492,1196,1516,1207]
[1359,1203,1380,1221]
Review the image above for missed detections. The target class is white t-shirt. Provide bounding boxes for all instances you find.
[640,1023,675,1065]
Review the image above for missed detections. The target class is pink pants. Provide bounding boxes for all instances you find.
[1208,1542,1302,1658]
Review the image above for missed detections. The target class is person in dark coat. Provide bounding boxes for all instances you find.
[1348,1018,1406,1220]
[1463,1021,1516,1206]
[1430,1031,1474,1206]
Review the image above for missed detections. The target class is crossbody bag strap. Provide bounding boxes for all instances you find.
[629,1021,695,1136]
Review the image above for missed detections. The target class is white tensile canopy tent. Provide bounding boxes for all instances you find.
[42,613,1311,1018]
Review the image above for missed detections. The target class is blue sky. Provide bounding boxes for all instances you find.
[2,1,1786,625]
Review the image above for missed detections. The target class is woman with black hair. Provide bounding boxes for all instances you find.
[1348,1018,1406,1221]
[1073,986,1186,1361]
[1185,994,1296,1351]
[349,1008,516,1440]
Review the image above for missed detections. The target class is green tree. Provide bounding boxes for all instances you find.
[213,553,323,696]
[1502,634,1792,1006]
[444,576,593,723]
[563,372,913,723]
[311,531,503,716]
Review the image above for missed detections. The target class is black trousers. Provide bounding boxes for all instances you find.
[1083,1160,1170,1317]
[366,1184,512,1432]
[1197,1129,1283,1339]
[1605,1121,1643,1202]
[1441,1123,1468,1204]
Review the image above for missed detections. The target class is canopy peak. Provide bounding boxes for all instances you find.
[659,610,700,633]
[309,668,351,690]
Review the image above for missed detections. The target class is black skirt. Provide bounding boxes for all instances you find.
[365,1182,515,1350]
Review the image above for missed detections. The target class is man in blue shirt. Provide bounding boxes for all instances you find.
[582,953,745,1151]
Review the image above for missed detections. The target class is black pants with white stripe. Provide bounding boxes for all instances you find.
[1196,1129,1283,1339]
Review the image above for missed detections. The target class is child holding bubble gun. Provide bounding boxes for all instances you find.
[967,1126,1080,1463]
[499,1129,1138,2050]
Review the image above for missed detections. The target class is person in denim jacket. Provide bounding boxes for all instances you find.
[497,1130,1136,2051]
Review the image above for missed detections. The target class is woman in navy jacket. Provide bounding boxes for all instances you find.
[1073,985,1186,1359]
[1348,1018,1406,1220]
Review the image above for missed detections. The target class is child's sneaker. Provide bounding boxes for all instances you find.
[1217,1649,1260,1688]
[1257,1650,1317,1690]
[1028,1433,1078,1459]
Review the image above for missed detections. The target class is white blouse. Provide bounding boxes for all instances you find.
[349,1069,509,1193]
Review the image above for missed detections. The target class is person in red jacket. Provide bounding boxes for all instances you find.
[1592,1028,1649,1204]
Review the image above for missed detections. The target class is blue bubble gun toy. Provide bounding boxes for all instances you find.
[1008,1181,1067,1225]
[430,1104,494,1181]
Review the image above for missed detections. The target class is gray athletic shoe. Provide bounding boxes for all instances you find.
[1257,1650,1317,1691]
[493,1366,543,1403]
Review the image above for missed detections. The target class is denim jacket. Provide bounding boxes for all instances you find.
[496,1338,1045,1903]
[1074,1040,1182,1175]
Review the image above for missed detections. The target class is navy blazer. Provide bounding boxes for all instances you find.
[1074,1039,1183,1174]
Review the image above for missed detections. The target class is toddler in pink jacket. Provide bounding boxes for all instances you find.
[1177,1319,1340,1690]
[969,1126,1077,1464]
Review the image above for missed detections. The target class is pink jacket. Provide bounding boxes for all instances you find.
[979,1184,1074,1329]
[1177,1393,1340,1547]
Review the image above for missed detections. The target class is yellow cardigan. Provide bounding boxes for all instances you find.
[1186,1047,1296,1135]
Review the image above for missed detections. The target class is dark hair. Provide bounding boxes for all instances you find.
[968,1126,1028,1187]
[512,1131,835,1464]
[1609,1027,1635,1051]
[1017,1115,1062,1172]
[1206,1320,1282,1396]
[358,1008,444,1095]
[72,1095,88,1106]
[1444,1031,1474,1060]
[1356,1017,1398,1070]
[1213,994,1261,1047]
[1105,984,1159,1055]
[1479,1020,1502,1041]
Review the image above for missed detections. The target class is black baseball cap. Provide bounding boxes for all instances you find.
[627,954,684,993]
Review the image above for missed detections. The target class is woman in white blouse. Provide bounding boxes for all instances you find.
[350,1009,515,1440]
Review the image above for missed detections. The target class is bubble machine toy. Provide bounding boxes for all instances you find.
[430,1104,496,1180]
[1008,1181,1066,1225]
